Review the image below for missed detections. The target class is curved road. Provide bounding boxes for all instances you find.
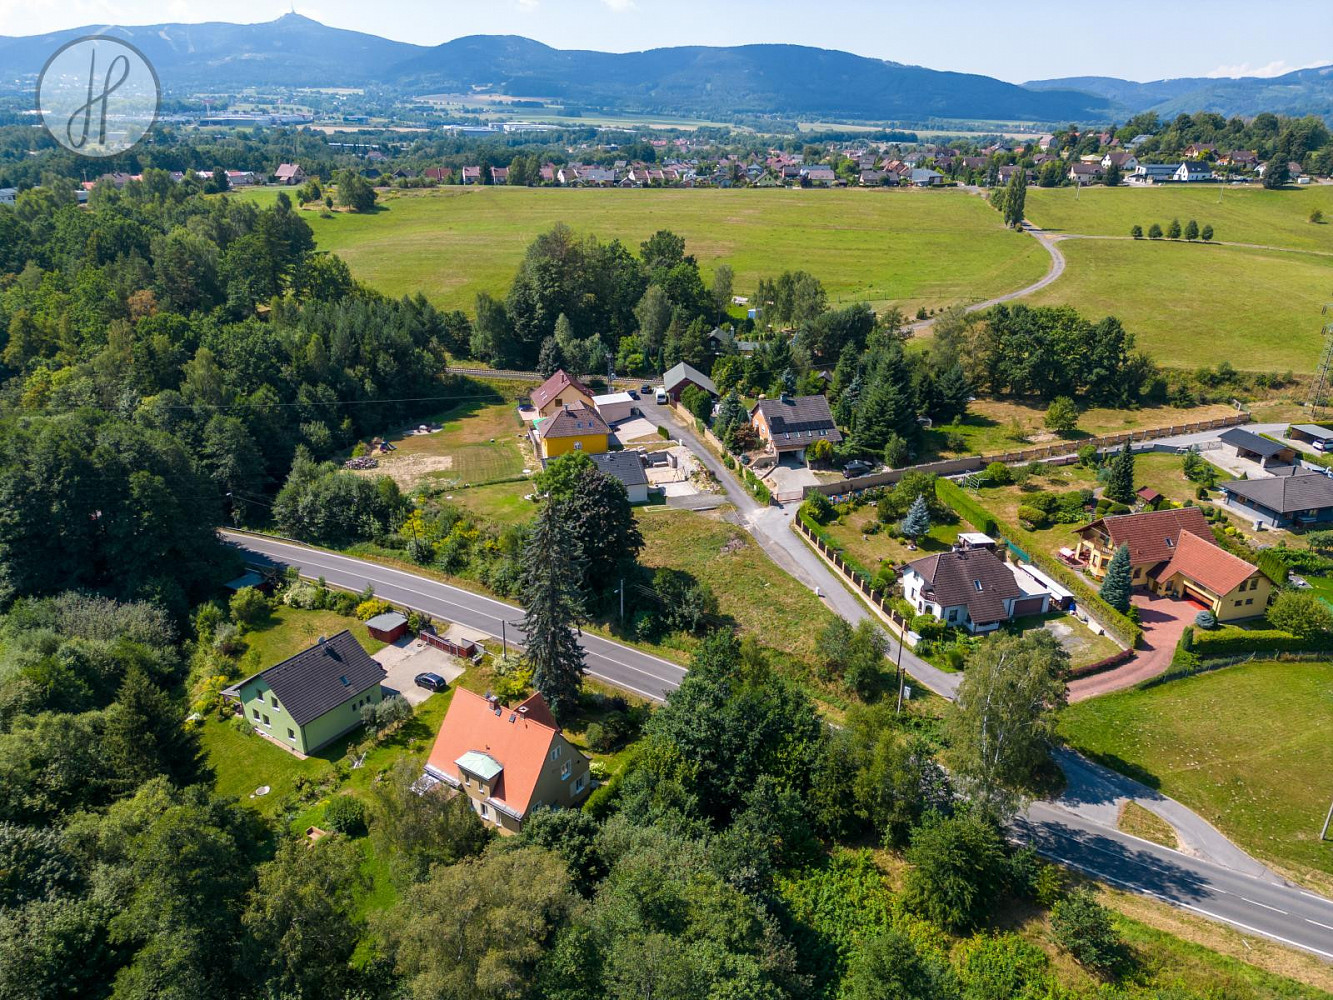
[224,529,1333,960]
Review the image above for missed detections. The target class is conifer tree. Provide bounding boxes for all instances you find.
[900,494,932,544]
[1105,440,1136,505]
[1099,544,1133,613]
[1003,168,1027,228]
[519,501,586,721]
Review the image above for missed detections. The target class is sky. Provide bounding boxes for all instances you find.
[2,0,1331,84]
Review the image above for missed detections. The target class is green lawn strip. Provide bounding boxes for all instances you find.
[239,185,1048,315]
[1059,660,1333,884]
[1024,239,1332,372]
[819,510,959,576]
[1026,184,1333,253]
[1117,800,1180,850]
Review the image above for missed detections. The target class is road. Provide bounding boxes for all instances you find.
[224,530,1333,960]
[220,531,686,702]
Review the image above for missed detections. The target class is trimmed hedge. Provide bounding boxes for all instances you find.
[936,477,1142,648]
[1191,628,1333,656]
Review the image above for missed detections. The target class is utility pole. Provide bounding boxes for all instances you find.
[618,577,625,623]
[894,627,906,714]
[500,618,508,657]
[1321,796,1333,842]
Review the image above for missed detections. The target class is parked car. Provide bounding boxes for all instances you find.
[843,460,873,478]
[627,389,639,400]
[414,672,448,692]
[640,384,653,394]
[655,388,668,404]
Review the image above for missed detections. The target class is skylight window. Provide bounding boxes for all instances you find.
[339,675,350,686]
[973,580,983,591]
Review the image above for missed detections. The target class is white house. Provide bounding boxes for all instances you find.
[0,188,15,206]
[1174,162,1215,183]
[902,547,1051,634]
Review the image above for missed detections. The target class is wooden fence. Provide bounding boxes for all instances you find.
[794,516,915,637]
[803,411,1251,499]
[419,630,481,659]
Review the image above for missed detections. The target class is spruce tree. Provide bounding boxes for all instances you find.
[519,501,586,722]
[1184,219,1199,241]
[537,337,562,378]
[1167,218,1182,240]
[1099,544,1133,613]
[1105,440,1135,505]
[900,494,932,543]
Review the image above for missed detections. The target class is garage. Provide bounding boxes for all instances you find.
[1013,596,1049,616]
[1181,586,1213,610]
[592,392,636,425]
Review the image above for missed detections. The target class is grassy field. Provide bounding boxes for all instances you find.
[361,398,531,489]
[636,508,835,662]
[1059,660,1333,887]
[242,185,1050,314]
[1026,185,1333,252]
[1025,238,1332,371]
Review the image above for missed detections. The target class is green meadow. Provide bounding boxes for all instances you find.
[1025,238,1332,371]
[242,185,1049,315]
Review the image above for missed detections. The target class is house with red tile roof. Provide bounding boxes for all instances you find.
[423,689,591,833]
[1074,506,1211,584]
[531,369,595,417]
[1151,530,1273,622]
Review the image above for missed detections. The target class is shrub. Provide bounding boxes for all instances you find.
[356,598,391,621]
[585,722,610,753]
[229,586,271,627]
[1148,223,1163,239]
[1016,505,1048,528]
[1312,208,1325,224]
[323,795,367,836]
[911,614,946,640]
[984,461,1013,486]
[1167,218,1182,239]
[1267,589,1333,637]
[1201,223,1213,241]
[805,493,836,525]
[903,812,1011,933]
[1051,889,1122,973]
[954,934,1050,1000]
[1130,224,1143,239]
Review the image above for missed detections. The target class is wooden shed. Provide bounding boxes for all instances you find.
[365,611,409,644]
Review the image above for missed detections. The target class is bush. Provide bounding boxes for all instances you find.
[903,812,1011,933]
[910,614,946,640]
[1267,589,1333,638]
[229,586,271,627]
[954,934,1050,1000]
[585,722,609,753]
[1130,224,1143,239]
[1193,610,1216,629]
[356,597,391,621]
[805,493,836,525]
[1051,888,1122,972]
[1016,505,1048,528]
[1148,223,1163,239]
[984,461,1013,486]
[323,795,367,836]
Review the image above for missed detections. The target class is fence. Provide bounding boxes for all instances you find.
[419,630,481,660]
[794,515,915,640]
[802,411,1251,500]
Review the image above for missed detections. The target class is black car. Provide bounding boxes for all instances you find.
[640,384,653,394]
[627,389,639,400]
[843,460,873,478]
[414,672,447,692]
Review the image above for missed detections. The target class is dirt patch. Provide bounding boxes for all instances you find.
[355,453,455,489]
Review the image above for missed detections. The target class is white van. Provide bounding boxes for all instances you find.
[655,388,668,404]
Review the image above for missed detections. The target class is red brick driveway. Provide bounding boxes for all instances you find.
[1068,590,1198,701]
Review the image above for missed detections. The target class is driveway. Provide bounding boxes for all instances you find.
[766,460,820,499]
[373,635,468,705]
[1068,590,1196,701]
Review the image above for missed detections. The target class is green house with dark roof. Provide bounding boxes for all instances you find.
[226,630,386,755]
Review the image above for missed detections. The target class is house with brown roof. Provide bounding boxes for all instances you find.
[423,689,591,834]
[1151,530,1272,622]
[1073,507,1212,584]
[461,166,482,185]
[490,166,510,185]
[531,369,595,417]
[749,394,842,462]
[902,547,1048,634]
[423,166,453,183]
[537,405,610,459]
[275,163,305,185]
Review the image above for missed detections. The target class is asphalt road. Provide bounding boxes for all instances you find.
[1019,803,1333,961]
[223,530,1333,960]
[220,531,687,702]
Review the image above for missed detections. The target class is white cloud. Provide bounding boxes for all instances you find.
[602,0,634,9]
[1205,58,1329,79]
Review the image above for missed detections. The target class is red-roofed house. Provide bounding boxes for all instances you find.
[423,689,590,833]
[531,369,595,417]
[1150,530,1272,622]
[1074,507,1211,584]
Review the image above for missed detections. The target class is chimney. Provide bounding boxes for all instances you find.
[317,635,327,645]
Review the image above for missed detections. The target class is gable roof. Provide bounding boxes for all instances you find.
[275,163,302,179]
[662,362,716,396]
[1077,507,1210,566]
[907,548,1021,625]
[532,369,593,411]
[245,630,385,727]
[590,450,649,488]
[1155,530,1258,596]
[1219,428,1290,458]
[537,405,609,440]
[750,394,843,448]
[426,688,567,818]
[1220,467,1333,515]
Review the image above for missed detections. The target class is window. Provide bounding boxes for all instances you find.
[1164,537,1174,548]
[574,441,582,450]
[973,580,983,591]
[1234,600,1243,607]
[262,714,270,727]
[550,745,562,761]
[287,728,295,741]
[270,694,278,708]
[1245,598,1254,605]
[252,708,260,720]
[573,775,586,795]
[561,760,572,780]
[479,803,489,819]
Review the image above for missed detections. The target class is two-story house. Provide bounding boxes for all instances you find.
[531,369,596,418]
[902,546,1049,634]
[749,394,842,463]
[536,405,610,459]
[1074,507,1212,583]
[225,631,385,755]
[423,689,591,833]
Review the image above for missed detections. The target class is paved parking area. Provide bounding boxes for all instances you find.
[610,416,661,444]
[373,636,468,705]
[766,461,820,496]
[1068,590,1198,701]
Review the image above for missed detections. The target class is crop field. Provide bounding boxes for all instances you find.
[242,185,1049,315]
[1059,660,1333,887]
[1024,239,1333,371]
[1026,185,1333,251]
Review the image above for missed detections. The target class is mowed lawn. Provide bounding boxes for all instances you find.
[1059,660,1333,884]
[1026,185,1333,252]
[1025,239,1333,371]
[242,185,1050,314]
[636,508,834,661]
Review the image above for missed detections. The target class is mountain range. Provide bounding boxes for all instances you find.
[0,14,1329,125]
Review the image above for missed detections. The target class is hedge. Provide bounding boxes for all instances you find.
[1191,628,1333,657]
[797,505,878,583]
[936,477,1142,648]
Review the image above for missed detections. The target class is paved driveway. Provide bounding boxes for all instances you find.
[1068,590,1197,701]
[373,636,468,705]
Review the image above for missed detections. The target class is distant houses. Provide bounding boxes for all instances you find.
[274,163,305,185]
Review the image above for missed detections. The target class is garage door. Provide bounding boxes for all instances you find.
[1013,596,1047,616]
[1181,586,1212,610]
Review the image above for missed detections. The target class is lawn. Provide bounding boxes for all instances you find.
[448,479,538,526]
[922,398,1239,459]
[242,606,386,668]
[1026,184,1333,253]
[362,398,532,490]
[1024,239,1333,371]
[822,511,961,575]
[636,508,835,662]
[241,185,1050,315]
[1059,659,1333,887]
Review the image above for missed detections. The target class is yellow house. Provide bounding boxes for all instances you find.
[1150,529,1274,623]
[537,405,609,459]
[1073,507,1211,583]
[531,369,595,418]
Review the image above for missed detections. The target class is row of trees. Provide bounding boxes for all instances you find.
[1130,219,1214,241]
